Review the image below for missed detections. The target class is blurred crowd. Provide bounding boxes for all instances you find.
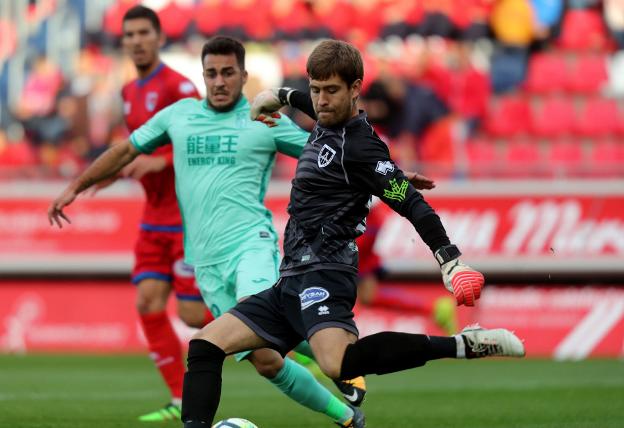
[1,0,624,179]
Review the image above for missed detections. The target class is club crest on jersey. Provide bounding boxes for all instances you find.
[145,92,158,112]
[318,144,336,168]
[375,160,394,175]
[299,287,330,310]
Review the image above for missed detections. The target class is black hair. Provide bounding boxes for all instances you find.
[201,36,245,69]
[122,5,161,34]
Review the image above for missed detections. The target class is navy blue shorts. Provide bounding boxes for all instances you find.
[230,269,359,356]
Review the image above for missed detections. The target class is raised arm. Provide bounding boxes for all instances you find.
[344,134,484,306]
[48,140,140,228]
[250,88,316,125]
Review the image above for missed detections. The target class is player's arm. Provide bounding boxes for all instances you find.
[48,104,174,228]
[250,88,316,125]
[48,141,140,227]
[272,114,310,158]
[343,135,484,306]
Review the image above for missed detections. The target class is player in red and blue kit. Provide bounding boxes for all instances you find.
[119,6,212,421]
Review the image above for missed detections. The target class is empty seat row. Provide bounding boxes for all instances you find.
[523,53,608,94]
[485,96,624,138]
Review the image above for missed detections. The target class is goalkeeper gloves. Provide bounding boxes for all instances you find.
[435,245,484,307]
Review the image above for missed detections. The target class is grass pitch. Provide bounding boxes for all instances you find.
[1,354,622,428]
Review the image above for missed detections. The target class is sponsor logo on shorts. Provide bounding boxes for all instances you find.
[299,287,330,310]
[318,305,330,315]
[173,259,195,278]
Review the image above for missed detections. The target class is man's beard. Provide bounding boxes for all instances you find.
[208,93,242,112]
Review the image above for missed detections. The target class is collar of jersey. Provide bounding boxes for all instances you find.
[136,62,165,87]
[202,95,248,113]
[317,110,368,131]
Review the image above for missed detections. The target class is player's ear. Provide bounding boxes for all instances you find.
[158,31,166,49]
[242,69,248,85]
[351,79,362,102]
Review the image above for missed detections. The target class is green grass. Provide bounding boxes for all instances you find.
[1,354,623,428]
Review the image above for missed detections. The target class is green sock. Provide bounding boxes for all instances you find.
[293,341,314,359]
[269,357,353,424]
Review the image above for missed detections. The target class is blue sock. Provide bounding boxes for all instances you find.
[268,357,353,424]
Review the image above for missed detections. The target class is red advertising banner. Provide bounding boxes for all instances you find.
[0,180,623,274]
[0,182,143,273]
[1,280,622,358]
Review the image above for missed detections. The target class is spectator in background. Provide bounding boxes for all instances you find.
[489,0,535,93]
[11,56,70,173]
[531,0,564,43]
[363,78,450,172]
[605,0,624,50]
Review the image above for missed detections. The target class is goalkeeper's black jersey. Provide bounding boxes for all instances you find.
[280,110,437,276]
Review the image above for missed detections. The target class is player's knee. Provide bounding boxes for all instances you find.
[135,286,168,314]
[316,356,342,380]
[248,349,284,378]
[252,359,282,378]
[178,309,204,328]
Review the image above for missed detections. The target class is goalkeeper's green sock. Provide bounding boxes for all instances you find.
[268,357,353,424]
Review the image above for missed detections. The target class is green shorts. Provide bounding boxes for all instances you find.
[195,241,280,361]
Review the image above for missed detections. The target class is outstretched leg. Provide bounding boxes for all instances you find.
[247,349,356,426]
[182,313,268,427]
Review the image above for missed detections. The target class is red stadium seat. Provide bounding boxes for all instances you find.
[485,95,531,137]
[588,139,624,176]
[524,53,567,94]
[546,139,585,177]
[503,138,545,177]
[557,9,608,51]
[531,97,576,138]
[566,54,608,94]
[575,98,620,137]
[466,137,500,177]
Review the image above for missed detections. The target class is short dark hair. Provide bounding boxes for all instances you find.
[201,36,245,70]
[123,5,161,34]
[307,40,364,87]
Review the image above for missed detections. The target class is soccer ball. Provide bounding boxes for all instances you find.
[211,418,258,428]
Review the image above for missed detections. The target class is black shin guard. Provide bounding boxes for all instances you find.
[181,339,226,427]
[340,332,448,379]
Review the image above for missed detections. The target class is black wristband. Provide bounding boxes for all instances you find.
[277,87,294,106]
[434,244,462,266]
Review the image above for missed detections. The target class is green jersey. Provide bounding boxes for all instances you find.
[130,96,308,266]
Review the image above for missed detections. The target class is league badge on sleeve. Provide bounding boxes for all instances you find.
[375,160,394,175]
[179,81,195,95]
[318,144,336,168]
